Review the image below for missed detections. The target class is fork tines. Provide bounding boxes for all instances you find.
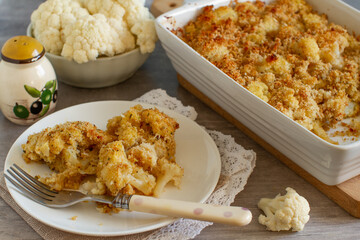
[5,164,58,205]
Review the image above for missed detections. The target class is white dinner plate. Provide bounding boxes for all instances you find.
[4,101,221,236]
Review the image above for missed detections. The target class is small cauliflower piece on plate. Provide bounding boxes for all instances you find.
[152,157,183,197]
[258,187,310,232]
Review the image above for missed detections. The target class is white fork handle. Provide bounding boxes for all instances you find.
[129,195,252,226]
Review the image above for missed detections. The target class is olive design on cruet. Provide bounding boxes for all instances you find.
[0,35,58,125]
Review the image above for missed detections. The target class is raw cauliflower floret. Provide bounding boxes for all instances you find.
[31,0,89,55]
[80,0,136,52]
[117,0,157,53]
[131,19,157,54]
[80,0,125,20]
[258,187,310,232]
[61,14,135,63]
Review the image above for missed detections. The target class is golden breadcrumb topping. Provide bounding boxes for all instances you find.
[106,104,179,160]
[21,105,183,212]
[179,0,360,144]
[22,121,115,190]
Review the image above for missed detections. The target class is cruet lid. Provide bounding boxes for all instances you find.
[1,35,45,64]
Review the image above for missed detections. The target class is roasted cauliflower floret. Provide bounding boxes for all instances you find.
[21,121,115,190]
[258,187,310,232]
[97,140,156,196]
[213,6,238,23]
[97,140,133,195]
[106,105,143,148]
[129,167,156,195]
[260,14,279,34]
[107,105,179,160]
[127,142,158,171]
[140,107,179,160]
[152,158,184,197]
[247,80,270,102]
[296,37,320,61]
[41,168,83,191]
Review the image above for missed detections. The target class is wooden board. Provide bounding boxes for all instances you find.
[177,74,360,218]
[150,0,184,17]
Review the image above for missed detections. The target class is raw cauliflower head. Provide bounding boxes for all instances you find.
[258,187,310,232]
[31,0,156,63]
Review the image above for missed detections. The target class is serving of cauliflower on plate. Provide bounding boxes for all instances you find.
[21,105,183,213]
[257,187,310,232]
[31,0,157,63]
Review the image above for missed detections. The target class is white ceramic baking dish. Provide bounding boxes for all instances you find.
[155,0,360,185]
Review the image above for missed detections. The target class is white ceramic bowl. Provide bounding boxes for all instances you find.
[27,24,150,88]
[155,0,360,185]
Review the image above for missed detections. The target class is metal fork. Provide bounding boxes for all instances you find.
[5,164,131,209]
[5,164,252,226]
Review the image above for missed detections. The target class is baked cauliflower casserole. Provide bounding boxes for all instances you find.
[178,0,360,144]
[22,105,183,213]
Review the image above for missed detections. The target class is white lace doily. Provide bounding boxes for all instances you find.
[136,89,256,240]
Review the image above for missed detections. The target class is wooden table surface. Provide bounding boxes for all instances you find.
[1,0,360,239]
